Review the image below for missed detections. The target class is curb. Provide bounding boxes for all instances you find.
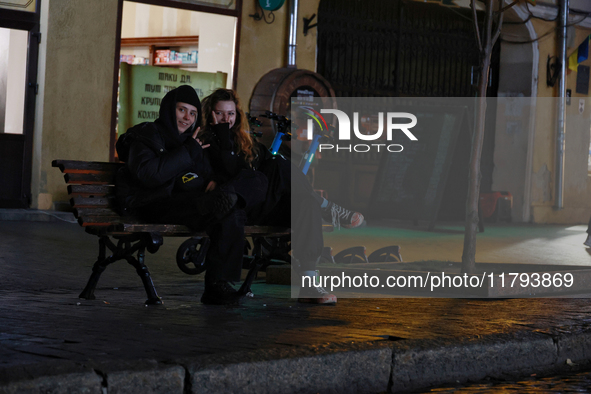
[390,332,556,391]
[0,361,103,394]
[2,329,591,393]
[182,342,392,394]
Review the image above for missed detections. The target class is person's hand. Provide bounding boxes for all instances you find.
[192,126,200,139]
[192,127,210,149]
[205,180,217,192]
[211,113,233,149]
[196,138,210,149]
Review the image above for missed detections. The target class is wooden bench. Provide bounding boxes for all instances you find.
[52,159,292,304]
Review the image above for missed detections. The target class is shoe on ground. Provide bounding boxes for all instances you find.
[201,280,242,305]
[321,201,365,229]
[584,235,591,248]
[298,286,337,304]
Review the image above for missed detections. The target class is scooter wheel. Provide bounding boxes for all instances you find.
[176,237,210,275]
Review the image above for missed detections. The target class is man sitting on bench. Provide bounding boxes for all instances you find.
[116,85,267,305]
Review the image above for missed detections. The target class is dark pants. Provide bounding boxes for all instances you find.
[136,171,267,283]
[253,156,324,271]
[137,193,246,283]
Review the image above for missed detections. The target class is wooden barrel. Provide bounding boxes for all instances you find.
[249,67,336,149]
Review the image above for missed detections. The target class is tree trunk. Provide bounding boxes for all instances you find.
[461,0,496,274]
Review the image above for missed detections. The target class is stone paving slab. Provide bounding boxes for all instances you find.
[2,220,591,392]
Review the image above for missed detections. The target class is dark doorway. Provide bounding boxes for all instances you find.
[0,4,41,208]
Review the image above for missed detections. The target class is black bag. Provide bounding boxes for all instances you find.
[116,122,154,162]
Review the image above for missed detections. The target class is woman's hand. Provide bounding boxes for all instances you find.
[192,127,210,149]
[205,180,217,192]
[211,112,234,150]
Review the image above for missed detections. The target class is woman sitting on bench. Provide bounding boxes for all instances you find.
[199,88,365,304]
[117,85,266,305]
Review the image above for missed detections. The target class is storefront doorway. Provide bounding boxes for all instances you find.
[0,1,40,208]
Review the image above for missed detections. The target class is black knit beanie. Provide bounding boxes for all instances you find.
[174,85,200,109]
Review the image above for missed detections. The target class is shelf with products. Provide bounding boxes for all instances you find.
[120,36,199,67]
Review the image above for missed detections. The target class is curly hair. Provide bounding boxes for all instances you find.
[199,88,257,166]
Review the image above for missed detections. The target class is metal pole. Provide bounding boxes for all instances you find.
[287,0,298,68]
[555,0,569,210]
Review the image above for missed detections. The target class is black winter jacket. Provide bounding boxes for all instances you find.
[117,88,213,212]
[120,122,214,209]
[206,123,271,182]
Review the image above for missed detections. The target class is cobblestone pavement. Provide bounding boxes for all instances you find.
[3,219,591,392]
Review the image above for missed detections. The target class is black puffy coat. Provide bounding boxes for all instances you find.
[203,123,292,223]
[117,89,214,211]
[204,123,270,181]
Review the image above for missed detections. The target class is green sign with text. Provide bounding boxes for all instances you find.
[118,63,227,137]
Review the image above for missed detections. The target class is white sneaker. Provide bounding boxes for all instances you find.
[298,286,337,304]
[321,201,365,230]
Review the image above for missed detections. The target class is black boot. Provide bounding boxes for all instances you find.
[201,280,243,305]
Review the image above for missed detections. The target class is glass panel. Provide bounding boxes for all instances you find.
[0,0,37,13]
[0,27,28,134]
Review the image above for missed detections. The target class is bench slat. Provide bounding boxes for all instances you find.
[87,224,197,236]
[79,220,118,227]
[243,226,291,235]
[52,160,121,173]
[71,196,116,208]
[119,224,291,235]
[78,216,125,227]
[84,222,294,237]
[64,172,116,185]
[74,207,119,218]
[67,185,114,196]
[121,223,194,233]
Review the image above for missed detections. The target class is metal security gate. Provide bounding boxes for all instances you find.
[315,0,500,220]
[317,0,499,98]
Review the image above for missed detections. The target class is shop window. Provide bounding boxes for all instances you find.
[116,1,237,138]
[0,27,28,134]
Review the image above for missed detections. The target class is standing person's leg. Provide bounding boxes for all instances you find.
[253,191,336,304]
[288,159,364,229]
[291,195,323,268]
[585,215,591,247]
[291,195,337,304]
[259,156,364,229]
